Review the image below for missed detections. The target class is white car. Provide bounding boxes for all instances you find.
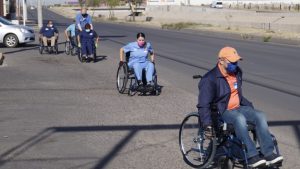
[211,1,223,9]
[0,17,35,48]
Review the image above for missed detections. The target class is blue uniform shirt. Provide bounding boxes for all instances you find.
[123,42,153,64]
[79,30,98,43]
[75,13,92,30]
[39,26,58,38]
[66,24,76,37]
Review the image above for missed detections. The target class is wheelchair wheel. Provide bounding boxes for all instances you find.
[93,47,97,63]
[179,112,217,168]
[116,64,128,93]
[152,74,161,96]
[39,45,43,54]
[54,45,58,55]
[128,80,138,96]
[77,48,83,63]
[65,41,70,55]
[217,157,234,169]
[39,40,43,54]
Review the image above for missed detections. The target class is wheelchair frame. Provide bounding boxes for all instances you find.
[116,52,161,96]
[38,37,58,55]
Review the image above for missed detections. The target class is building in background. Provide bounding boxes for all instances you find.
[65,0,80,5]
[147,0,300,6]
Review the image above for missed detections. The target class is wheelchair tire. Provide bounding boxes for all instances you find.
[39,46,43,54]
[93,47,97,63]
[179,112,217,168]
[65,42,70,55]
[116,64,128,93]
[77,48,83,63]
[55,45,58,55]
[152,75,161,96]
[217,157,234,169]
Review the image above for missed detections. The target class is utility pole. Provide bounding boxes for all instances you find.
[37,0,43,28]
[22,0,27,25]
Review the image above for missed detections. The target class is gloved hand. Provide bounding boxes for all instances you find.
[204,126,213,139]
[95,43,98,48]
[119,61,124,67]
[78,43,81,48]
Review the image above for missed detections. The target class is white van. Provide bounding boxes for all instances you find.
[211,1,223,9]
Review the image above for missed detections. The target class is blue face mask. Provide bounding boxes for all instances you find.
[226,62,238,73]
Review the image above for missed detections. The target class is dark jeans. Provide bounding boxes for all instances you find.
[221,106,275,158]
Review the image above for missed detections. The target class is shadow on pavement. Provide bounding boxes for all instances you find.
[94,55,107,63]
[0,120,299,168]
[3,42,66,55]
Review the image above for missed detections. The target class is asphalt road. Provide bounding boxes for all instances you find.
[0,8,299,169]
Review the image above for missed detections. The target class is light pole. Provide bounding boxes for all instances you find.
[22,0,27,26]
[37,0,43,28]
[268,16,285,30]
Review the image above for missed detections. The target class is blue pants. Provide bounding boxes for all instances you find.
[221,106,275,158]
[81,40,94,56]
[128,61,154,82]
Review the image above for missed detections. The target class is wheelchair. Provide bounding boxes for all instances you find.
[116,52,161,96]
[178,76,282,169]
[38,37,58,55]
[77,41,97,63]
[65,36,77,56]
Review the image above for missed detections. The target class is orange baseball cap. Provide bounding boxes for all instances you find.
[218,46,242,62]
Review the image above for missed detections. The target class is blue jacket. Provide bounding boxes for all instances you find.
[197,65,254,127]
[39,26,58,38]
[79,30,98,43]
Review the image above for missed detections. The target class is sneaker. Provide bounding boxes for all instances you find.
[136,80,143,91]
[265,153,283,165]
[82,55,87,61]
[146,81,154,91]
[248,155,266,168]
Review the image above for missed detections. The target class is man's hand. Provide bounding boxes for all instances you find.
[204,126,213,139]
[119,61,124,67]
[78,43,81,48]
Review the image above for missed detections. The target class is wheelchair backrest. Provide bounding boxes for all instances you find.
[125,52,130,63]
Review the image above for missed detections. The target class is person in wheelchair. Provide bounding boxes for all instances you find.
[64,20,77,49]
[39,20,59,53]
[197,46,283,168]
[119,32,155,90]
[78,24,99,60]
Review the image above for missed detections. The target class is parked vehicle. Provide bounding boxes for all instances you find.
[0,17,35,47]
[211,1,223,9]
